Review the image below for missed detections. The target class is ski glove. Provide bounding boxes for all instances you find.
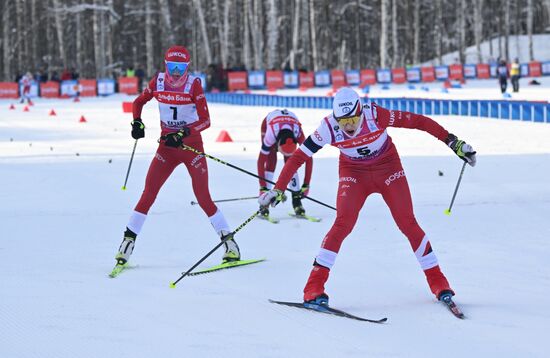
[131,118,145,139]
[299,184,310,198]
[446,133,477,167]
[258,189,287,208]
[164,127,191,148]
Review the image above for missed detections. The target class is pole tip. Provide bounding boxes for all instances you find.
[121,186,126,191]
[169,282,176,288]
[444,209,451,216]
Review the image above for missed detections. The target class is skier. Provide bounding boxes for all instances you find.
[113,45,240,270]
[497,59,508,94]
[259,87,476,306]
[257,109,313,219]
[20,72,33,104]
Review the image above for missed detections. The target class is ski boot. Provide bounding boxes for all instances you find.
[424,265,455,299]
[115,228,137,265]
[259,205,270,219]
[292,192,305,216]
[303,262,330,302]
[221,230,240,263]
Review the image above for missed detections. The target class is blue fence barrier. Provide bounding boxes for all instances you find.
[205,93,550,123]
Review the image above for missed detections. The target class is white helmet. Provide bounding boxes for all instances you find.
[332,87,362,119]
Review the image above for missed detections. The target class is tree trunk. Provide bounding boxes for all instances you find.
[412,0,420,64]
[265,0,278,69]
[105,0,114,70]
[458,0,466,64]
[75,0,82,74]
[2,1,11,80]
[290,0,300,70]
[52,0,67,69]
[93,0,102,77]
[504,0,510,61]
[194,0,212,66]
[221,0,232,68]
[380,0,389,67]
[242,0,251,69]
[355,0,361,68]
[474,0,483,63]
[391,0,399,67]
[434,0,442,65]
[158,0,175,49]
[308,0,318,71]
[527,0,534,61]
[145,0,154,77]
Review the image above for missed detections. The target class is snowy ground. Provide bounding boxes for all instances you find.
[1,84,549,357]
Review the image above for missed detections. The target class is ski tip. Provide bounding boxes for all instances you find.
[169,282,176,288]
[121,186,127,191]
[444,209,451,215]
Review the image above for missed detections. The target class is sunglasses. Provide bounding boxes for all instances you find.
[165,61,189,76]
[337,115,361,126]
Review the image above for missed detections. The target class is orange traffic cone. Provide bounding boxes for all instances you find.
[9,104,15,110]
[23,106,30,112]
[79,115,87,123]
[216,130,233,142]
[49,109,57,116]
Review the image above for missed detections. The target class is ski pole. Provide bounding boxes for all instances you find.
[182,144,336,211]
[444,161,467,215]
[190,196,258,206]
[170,210,260,288]
[121,139,138,190]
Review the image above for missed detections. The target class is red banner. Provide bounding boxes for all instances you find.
[40,81,60,98]
[359,69,376,86]
[266,70,284,91]
[391,68,406,83]
[228,71,248,91]
[449,64,464,80]
[79,79,97,96]
[476,64,490,79]
[118,77,138,94]
[421,67,435,82]
[330,70,346,89]
[299,72,314,89]
[528,61,541,77]
[0,82,19,98]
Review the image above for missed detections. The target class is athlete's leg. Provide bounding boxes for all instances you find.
[303,165,369,301]
[116,145,180,264]
[379,160,453,298]
[183,140,239,261]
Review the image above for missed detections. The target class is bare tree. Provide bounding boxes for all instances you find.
[527,0,534,60]
[144,0,154,77]
[2,1,11,80]
[504,0,510,61]
[289,0,300,70]
[391,0,399,67]
[308,0,318,71]
[194,0,212,65]
[474,0,484,63]
[434,0,443,65]
[413,0,420,64]
[380,0,389,67]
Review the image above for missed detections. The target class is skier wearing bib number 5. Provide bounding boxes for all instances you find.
[113,46,240,270]
[259,87,476,306]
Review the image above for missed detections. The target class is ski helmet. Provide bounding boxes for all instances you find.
[332,87,362,119]
[164,46,190,82]
[277,129,297,156]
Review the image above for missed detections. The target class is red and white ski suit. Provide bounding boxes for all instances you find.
[257,109,312,191]
[128,73,228,234]
[273,102,453,300]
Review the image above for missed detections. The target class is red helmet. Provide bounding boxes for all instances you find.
[164,46,190,83]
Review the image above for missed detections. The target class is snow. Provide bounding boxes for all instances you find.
[422,34,550,65]
[1,90,549,357]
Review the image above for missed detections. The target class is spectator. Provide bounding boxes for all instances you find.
[50,71,60,82]
[497,59,508,94]
[510,58,520,93]
[135,66,145,91]
[126,66,135,77]
[71,68,80,81]
[61,69,72,81]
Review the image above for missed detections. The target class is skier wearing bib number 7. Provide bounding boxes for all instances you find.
[112,46,240,271]
[259,87,476,306]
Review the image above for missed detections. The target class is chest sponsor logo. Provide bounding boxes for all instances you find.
[157,92,192,103]
[385,170,405,186]
[339,176,357,183]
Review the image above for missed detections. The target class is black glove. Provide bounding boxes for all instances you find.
[445,133,477,167]
[164,127,191,148]
[131,118,145,139]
